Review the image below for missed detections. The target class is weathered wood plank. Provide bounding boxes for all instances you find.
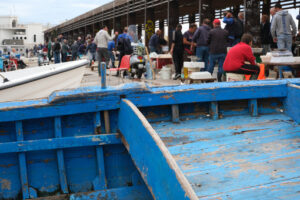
[0,134,121,154]
[171,104,180,123]
[249,99,258,117]
[0,80,292,123]
[118,99,198,200]
[152,114,300,199]
[285,84,300,123]
[54,117,69,194]
[93,112,107,190]
[16,121,30,199]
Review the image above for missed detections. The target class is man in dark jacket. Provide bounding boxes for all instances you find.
[61,39,69,62]
[261,14,271,54]
[53,38,61,64]
[149,30,162,53]
[192,18,211,71]
[170,24,184,80]
[71,41,79,61]
[223,11,244,46]
[207,19,228,82]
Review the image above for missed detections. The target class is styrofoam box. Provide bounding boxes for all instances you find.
[190,72,212,79]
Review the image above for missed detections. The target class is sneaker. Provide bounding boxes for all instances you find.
[173,74,181,80]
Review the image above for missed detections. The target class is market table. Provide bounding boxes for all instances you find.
[151,54,173,69]
[261,57,300,78]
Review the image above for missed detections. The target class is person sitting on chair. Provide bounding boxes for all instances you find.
[223,33,260,79]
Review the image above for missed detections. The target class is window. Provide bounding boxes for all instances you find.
[16,37,18,40]
[34,34,36,42]
[20,37,23,40]
[12,37,15,40]
[24,37,27,40]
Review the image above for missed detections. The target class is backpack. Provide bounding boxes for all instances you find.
[117,37,124,52]
[123,37,133,54]
[118,36,133,54]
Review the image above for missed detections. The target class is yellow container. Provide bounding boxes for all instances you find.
[183,67,188,79]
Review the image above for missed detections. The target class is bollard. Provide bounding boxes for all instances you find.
[100,62,107,89]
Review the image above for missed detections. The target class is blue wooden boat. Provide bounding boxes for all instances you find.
[0,79,299,200]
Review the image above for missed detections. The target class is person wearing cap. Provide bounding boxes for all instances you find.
[207,19,229,82]
[271,3,297,51]
[170,24,184,80]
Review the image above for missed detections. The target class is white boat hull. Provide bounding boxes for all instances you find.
[0,60,88,102]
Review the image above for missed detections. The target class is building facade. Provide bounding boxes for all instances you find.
[0,16,45,55]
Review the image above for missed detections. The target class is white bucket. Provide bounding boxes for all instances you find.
[159,66,172,80]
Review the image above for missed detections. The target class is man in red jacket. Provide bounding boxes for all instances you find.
[223,33,260,78]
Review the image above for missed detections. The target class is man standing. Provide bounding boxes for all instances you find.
[94,25,113,76]
[149,30,162,53]
[108,39,116,68]
[261,15,271,54]
[271,3,297,51]
[207,19,228,82]
[61,39,69,62]
[183,23,197,60]
[53,38,61,64]
[270,8,278,49]
[192,19,211,71]
[117,27,133,68]
[71,41,79,61]
[170,24,184,80]
[86,39,97,68]
[223,11,243,46]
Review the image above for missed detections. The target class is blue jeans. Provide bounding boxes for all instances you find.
[196,46,209,71]
[54,52,60,64]
[72,52,77,61]
[208,54,226,82]
[277,34,293,51]
[108,51,115,67]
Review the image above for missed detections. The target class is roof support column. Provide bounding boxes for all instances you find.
[159,19,164,37]
[189,14,196,24]
[199,0,214,25]
[145,4,155,47]
[168,0,179,47]
[244,0,261,46]
[262,0,271,15]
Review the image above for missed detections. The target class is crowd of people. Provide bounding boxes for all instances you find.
[41,2,300,81]
[43,25,135,76]
[150,3,300,81]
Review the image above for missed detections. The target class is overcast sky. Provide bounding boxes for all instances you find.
[0,0,111,25]
[0,0,299,28]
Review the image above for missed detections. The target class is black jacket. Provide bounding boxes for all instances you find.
[260,21,271,44]
[53,42,61,53]
[207,27,229,54]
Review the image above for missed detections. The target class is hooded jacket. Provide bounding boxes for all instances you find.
[192,25,211,47]
[271,10,296,38]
